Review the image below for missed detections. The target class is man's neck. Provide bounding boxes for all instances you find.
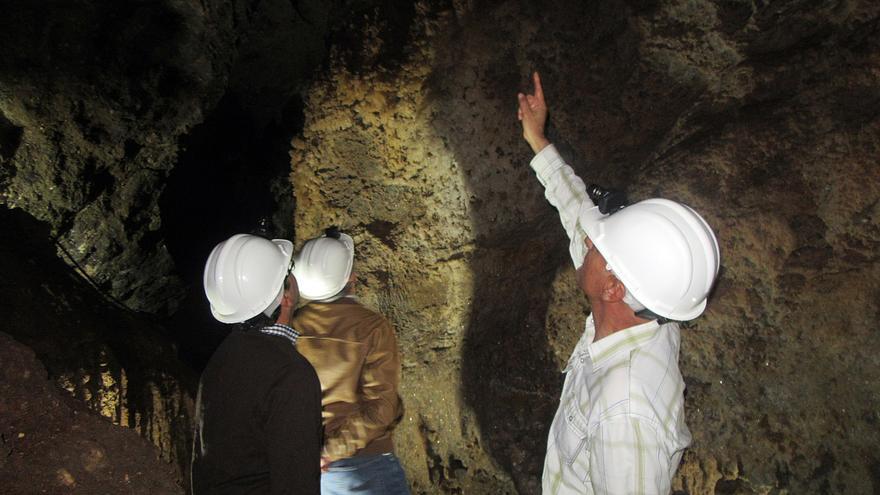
[591,301,651,342]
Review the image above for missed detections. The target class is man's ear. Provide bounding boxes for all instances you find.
[282,275,299,307]
[601,275,627,303]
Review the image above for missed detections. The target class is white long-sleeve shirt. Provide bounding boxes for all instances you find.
[532,145,691,495]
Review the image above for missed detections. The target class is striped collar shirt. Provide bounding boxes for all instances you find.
[258,323,300,347]
[543,316,691,495]
[531,145,691,494]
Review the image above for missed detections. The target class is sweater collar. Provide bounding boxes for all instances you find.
[259,324,300,347]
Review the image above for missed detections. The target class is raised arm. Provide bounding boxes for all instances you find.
[517,72,550,154]
[518,72,594,267]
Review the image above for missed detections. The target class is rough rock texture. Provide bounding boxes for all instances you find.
[292,1,880,493]
[0,0,223,314]
[0,329,182,494]
[0,207,196,487]
[0,0,334,490]
[0,0,330,315]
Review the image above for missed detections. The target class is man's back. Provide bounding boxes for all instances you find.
[192,330,322,494]
[293,298,402,460]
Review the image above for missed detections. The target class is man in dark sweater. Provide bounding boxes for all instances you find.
[192,234,323,494]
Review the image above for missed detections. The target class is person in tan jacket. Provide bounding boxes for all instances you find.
[291,227,409,495]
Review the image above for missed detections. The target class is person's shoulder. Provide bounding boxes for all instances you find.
[288,346,315,368]
[592,357,632,407]
[280,348,322,392]
[591,340,666,417]
[202,330,298,383]
[336,299,392,328]
[627,329,686,424]
[629,323,680,377]
[233,330,300,360]
[209,329,254,359]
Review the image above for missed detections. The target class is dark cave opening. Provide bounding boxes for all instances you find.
[0,111,23,162]
[159,92,306,369]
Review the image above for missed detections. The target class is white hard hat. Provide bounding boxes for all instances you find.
[203,234,293,323]
[292,231,354,301]
[581,198,720,321]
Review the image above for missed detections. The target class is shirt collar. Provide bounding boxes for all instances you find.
[259,323,300,347]
[587,319,660,371]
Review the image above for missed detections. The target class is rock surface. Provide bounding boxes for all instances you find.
[292,1,880,493]
[0,0,226,314]
[0,0,331,315]
[0,329,183,494]
[0,207,196,489]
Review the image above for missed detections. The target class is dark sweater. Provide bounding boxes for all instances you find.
[191,329,322,494]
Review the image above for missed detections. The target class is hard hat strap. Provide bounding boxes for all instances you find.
[635,308,670,325]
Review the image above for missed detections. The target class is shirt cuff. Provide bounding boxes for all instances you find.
[529,144,562,180]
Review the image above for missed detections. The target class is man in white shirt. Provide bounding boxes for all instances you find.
[516,72,721,495]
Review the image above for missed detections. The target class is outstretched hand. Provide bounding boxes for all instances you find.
[517,72,550,154]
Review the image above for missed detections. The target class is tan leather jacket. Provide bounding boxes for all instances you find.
[292,297,403,460]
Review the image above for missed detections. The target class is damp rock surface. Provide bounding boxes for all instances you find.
[0,0,331,315]
[0,207,196,488]
[0,0,230,314]
[0,330,183,494]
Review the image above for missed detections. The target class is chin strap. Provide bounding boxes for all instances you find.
[634,308,670,325]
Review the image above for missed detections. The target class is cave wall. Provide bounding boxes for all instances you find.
[0,0,221,313]
[292,1,880,493]
[0,0,330,315]
[0,207,196,484]
[0,0,336,487]
[0,330,182,494]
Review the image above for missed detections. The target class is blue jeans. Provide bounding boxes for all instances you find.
[321,453,410,495]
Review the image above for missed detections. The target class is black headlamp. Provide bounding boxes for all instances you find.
[587,184,628,215]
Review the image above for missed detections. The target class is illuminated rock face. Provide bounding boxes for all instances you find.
[0,1,229,314]
[293,1,880,493]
